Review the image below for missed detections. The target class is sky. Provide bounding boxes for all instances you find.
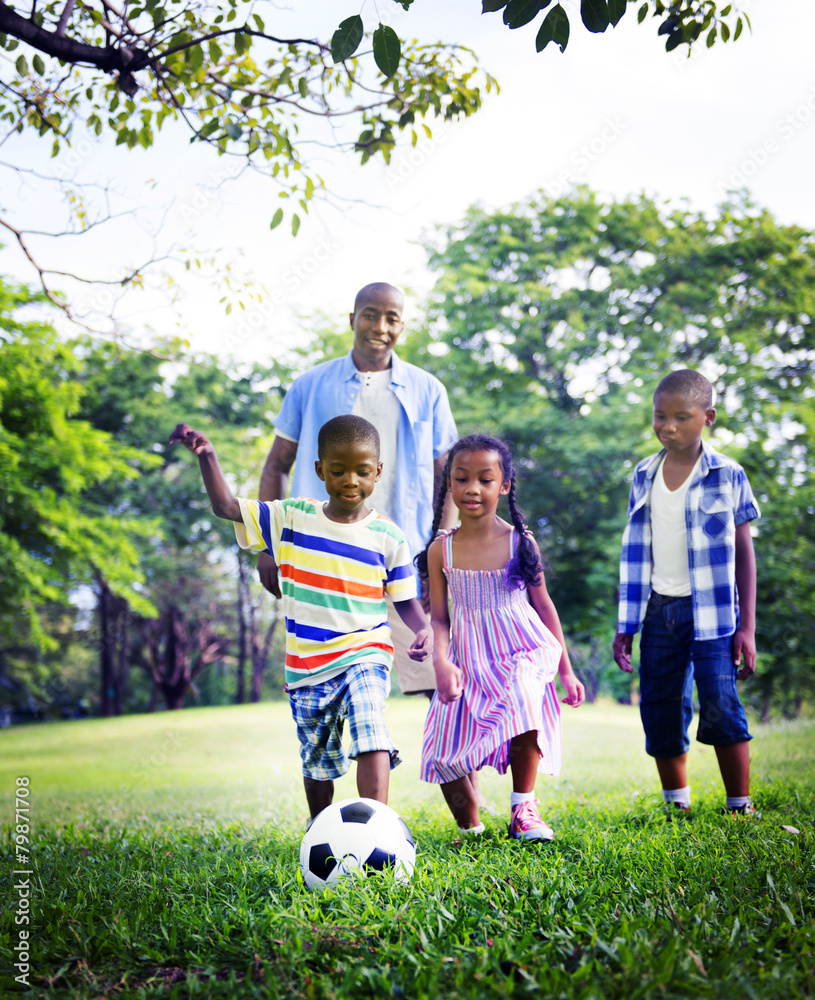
[2,0,814,362]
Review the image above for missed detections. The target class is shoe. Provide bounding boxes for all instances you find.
[458,822,485,836]
[665,801,691,822]
[723,801,762,818]
[509,799,554,841]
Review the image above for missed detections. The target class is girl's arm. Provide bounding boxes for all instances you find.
[169,423,242,523]
[427,538,462,704]
[526,537,585,707]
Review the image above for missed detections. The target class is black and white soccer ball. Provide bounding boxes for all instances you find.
[299,797,416,891]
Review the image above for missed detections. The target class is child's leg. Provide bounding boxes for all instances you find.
[356,750,390,804]
[303,776,334,819]
[639,595,695,806]
[714,741,750,797]
[509,729,540,792]
[440,775,481,830]
[508,731,553,841]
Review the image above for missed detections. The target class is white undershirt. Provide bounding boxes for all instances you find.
[351,369,400,524]
[650,454,702,597]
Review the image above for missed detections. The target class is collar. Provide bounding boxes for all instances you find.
[643,438,723,483]
[342,349,405,386]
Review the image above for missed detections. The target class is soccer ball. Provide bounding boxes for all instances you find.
[299,797,416,891]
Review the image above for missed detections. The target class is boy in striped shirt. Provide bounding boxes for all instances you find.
[170,414,432,820]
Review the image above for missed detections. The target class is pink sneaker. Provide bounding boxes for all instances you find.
[510,800,554,841]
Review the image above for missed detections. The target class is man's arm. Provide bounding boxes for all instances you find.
[433,452,458,531]
[733,520,757,679]
[259,436,299,502]
[257,436,299,597]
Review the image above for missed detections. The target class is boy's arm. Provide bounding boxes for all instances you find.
[526,538,585,707]
[733,520,757,679]
[168,423,242,523]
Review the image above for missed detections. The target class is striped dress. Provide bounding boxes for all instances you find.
[420,529,563,783]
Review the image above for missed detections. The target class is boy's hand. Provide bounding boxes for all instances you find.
[169,423,213,456]
[434,660,463,704]
[560,671,586,707]
[407,625,433,662]
[613,632,633,672]
[733,627,757,680]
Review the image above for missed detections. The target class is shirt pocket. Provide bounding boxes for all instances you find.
[699,491,734,539]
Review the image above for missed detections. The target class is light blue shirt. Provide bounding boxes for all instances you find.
[273,350,458,568]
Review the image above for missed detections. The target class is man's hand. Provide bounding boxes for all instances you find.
[613,632,633,673]
[257,551,282,599]
[434,659,463,704]
[407,626,433,662]
[733,627,757,680]
[169,423,213,455]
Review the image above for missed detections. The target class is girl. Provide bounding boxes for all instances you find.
[416,435,585,840]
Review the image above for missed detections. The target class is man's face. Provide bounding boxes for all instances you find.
[350,288,405,371]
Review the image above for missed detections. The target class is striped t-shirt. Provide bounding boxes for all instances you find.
[235,498,416,688]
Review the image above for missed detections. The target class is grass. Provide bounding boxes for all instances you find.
[1,699,813,998]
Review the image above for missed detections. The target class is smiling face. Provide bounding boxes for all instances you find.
[653,390,715,461]
[315,439,383,522]
[349,285,405,372]
[449,449,510,519]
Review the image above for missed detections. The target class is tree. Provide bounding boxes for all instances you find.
[370,1,749,56]
[0,278,159,645]
[415,187,815,710]
[0,0,496,324]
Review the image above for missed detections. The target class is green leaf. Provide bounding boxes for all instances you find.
[536,4,570,52]
[581,0,610,33]
[372,23,401,78]
[225,122,242,140]
[291,213,301,236]
[607,0,626,27]
[482,1,509,11]
[32,54,45,76]
[721,22,730,42]
[503,0,551,29]
[331,15,363,63]
[15,54,28,77]
[298,76,308,98]
[733,17,743,40]
[637,2,648,24]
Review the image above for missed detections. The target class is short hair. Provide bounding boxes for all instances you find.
[654,369,714,409]
[353,282,404,313]
[317,415,380,460]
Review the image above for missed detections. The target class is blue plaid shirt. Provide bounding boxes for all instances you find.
[617,441,760,640]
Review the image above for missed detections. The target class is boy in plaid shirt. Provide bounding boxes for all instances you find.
[613,370,761,816]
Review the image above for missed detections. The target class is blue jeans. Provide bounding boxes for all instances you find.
[639,594,752,758]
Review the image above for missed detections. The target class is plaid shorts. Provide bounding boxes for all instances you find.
[288,662,401,781]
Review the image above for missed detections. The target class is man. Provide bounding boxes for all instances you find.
[257,281,458,695]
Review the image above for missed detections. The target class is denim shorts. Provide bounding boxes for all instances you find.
[288,662,401,781]
[639,593,752,758]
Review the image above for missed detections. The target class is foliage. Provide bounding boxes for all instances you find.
[386,1,750,56]
[0,701,813,998]
[414,187,815,706]
[0,278,160,654]
[0,0,496,236]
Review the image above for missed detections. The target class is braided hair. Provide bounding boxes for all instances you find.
[414,434,542,589]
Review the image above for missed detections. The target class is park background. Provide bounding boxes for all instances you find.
[1,3,814,997]
[1,1,814,723]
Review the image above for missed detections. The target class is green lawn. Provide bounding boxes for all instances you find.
[1,700,813,998]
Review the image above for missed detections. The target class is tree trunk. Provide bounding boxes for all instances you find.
[98,578,116,717]
[761,688,772,724]
[161,605,190,710]
[236,553,248,704]
[113,598,129,716]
